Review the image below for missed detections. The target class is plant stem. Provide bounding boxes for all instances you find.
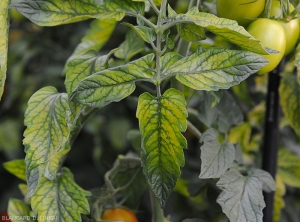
[150,190,165,222]
[187,120,202,139]
[148,0,160,15]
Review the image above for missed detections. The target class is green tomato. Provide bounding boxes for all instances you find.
[216,0,265,27]
[270,1,300,55]
[247,18,286,74]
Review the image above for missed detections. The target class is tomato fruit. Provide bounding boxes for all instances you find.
[216,0,265,27]
[270,0,300,55]
[101,208,138,222]
[247,18,286,74]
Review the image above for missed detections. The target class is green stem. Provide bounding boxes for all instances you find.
[187,120,202,139]
[148,0,160,15]
[127,12,157,29]
[150,190,165,222]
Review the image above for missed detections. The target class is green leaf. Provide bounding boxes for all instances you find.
[8,199,33,222]
[0,0,10,100]
[248,169,276,193]
[26,167,39,198]
[24,87,71,189]
[123,23,156,43]
[217,168,266,222]
[279,72,300,136]
[71,54,155,108]
[199,129,235,179]
[166,7,270,54]
[137,88,188,207]
[11,0,144,26]
[31,167,91,221]
[126,130,142,152]
[277,148,300,188]
[177,23,206,42]
[295,44,300,84]
[228,123,252,152]
[160,52,182,72]
[18,184,28,198]
[3,159,26,181]
[115,29,145,62]
[161,47,268,91]
[197,91,243,133]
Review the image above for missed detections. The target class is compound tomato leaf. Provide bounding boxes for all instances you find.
[216,168,265,222]
[11,0,144,26]
[161,47,268,91]
[23,87,71,186]
[199,129,235,179]
[114,29,145,62]
[279,72,300,136]
[0,0,10,100]
[277,148,300,188]
[137,88,187,207]
[166,7,270,55]
[31,167,91,222]
[8,199,32,222]
[71,54,155,108]
[3,159,26,182]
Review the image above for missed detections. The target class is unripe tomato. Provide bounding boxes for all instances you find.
[101,208,138,222]
[216,0,265,27]
[246,18,286,74]
[270,0,300,55]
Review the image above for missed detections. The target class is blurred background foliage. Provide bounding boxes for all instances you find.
[1,0,300,221]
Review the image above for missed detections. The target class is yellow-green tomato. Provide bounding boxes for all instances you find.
[247,18,286,74]
[216,0,265,27]
[270,1,300,55]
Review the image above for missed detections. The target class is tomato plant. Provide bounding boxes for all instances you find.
[247,18,286,74]
[101,208,138,222]
[270,0,300,55]
[216,0,265,26]
[1,1,300,222]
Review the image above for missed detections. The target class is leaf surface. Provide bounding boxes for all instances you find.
[137,88,187,207]
[11,0,144,26]
[31,168,91,221]
[3,160,26,181]
[279,72,300,136]
[23,87,71,195]
[197,91,243,133]
[167,7,270,54]
[217,169,266,222]
[71,54,154,108]
[199,129,235,179]
[0,0,10,100]
[115,29,145,61]
[161,48,268,91]
[277,148,300,187]
[8,199,33,222]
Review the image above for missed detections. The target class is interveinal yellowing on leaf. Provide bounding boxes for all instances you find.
[8,199,32,222]
[3,159,26,181]
[0,0,10,100]
[11,0,144,26]
[31,168,91,222]
[137,88,187,207]
[166,7,270,55]
[279,72,300,136]
[161,47,268,91]
[23,87,71,187]
[277,148,300,188]
[71,54,155,108]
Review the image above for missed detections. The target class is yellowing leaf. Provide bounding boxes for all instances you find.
[161,48,268,91]
[273,175,286,222]
[166,7,270,54]
[8,199,32,222]
[279,72,300,136]
[31,167,91,221]
[277,148,300,188]
[3,159,26,181]
[71,54,155,108]
[23,87,71,195]
[0,0,10,100]
[137,88,187,207]
[228,123,251,152]
[11,0,144,26]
